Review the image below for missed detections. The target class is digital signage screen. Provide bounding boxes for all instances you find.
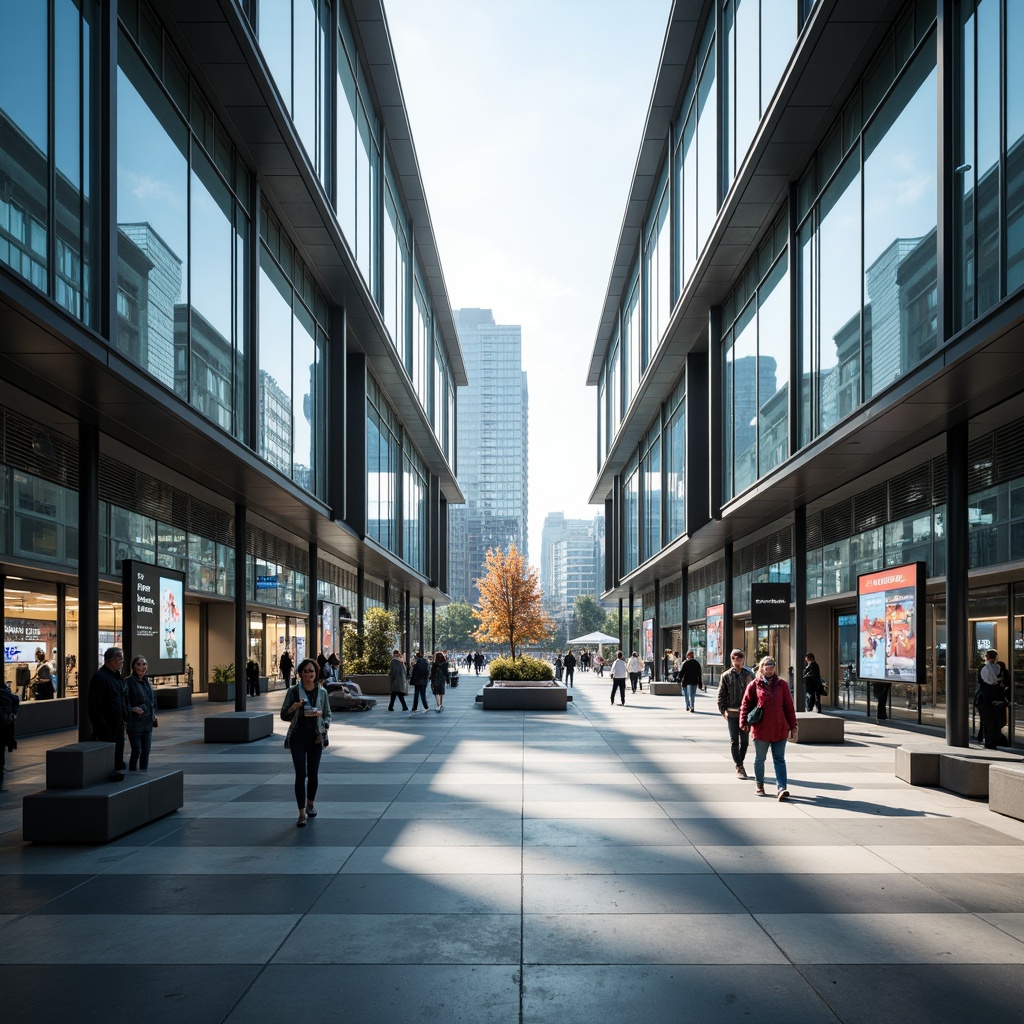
[642,619,654,663]
[122,560,186,677]
[750,583,791,625]
[706,604,725,666]
[856,562,924,684]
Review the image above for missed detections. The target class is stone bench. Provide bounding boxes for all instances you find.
[939,751,1024,798]
[155,685,192,709]
[793,711,844,743]
[481,684,568,711]
[895,746,942,786]
[204,711,274,743]
[12,696,78,736]
[23,765,184,843]
[989,765,1024,822]
[649,682,681,696]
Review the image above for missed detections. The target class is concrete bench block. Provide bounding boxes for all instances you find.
[989,765,1024,822]
[46,742,114,789]
[206,683,235,702]
[482,685,568,711]
[22,769,184,843]
[155,686,192,709]
[14,697,78,737]
[649,682,682,696]
[793,712,844,743]
[204,711,274,743]
[940,751,1024,797]
[895,746,941,786]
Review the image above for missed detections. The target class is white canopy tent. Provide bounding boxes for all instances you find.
[566,631,620,646]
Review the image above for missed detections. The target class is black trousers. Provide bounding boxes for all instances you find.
[726,713,749,767]
[611,678,626,704]
[629,671,640,692]
[289,729,323,808]
[388,691,409,710]
[804,684,821,713]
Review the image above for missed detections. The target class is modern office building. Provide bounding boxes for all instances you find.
[540,512,605,613]
[0,0,465,708]
[448,308,528,603]
[589,0,1024,744]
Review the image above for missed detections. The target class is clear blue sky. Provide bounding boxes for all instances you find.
[385,0,671,562]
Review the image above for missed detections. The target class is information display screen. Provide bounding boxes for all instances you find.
[122,560,186,677]
[856,562,924,684]
[706,604,725,666]
[642,619,654,662]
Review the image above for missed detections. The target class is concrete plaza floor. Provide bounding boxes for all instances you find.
[3,675,1024,1023]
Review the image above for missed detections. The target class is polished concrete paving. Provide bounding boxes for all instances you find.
[3,675,1024,1023]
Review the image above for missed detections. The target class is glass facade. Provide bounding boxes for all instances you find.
[0,0,98,325]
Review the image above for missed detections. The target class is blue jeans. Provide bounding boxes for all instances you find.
[128,729,152,771]
[753,738,788,790]
[684,684,698,709]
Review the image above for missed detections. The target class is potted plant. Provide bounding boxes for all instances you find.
[340,608,397,696]
[207,662,235,702]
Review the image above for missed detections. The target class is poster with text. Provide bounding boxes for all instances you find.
[706,604,725,666]
[857,562,923,683]
[122,560,186,677]
[642,619,654,663]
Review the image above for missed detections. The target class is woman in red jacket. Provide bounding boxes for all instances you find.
[739,656,798,800]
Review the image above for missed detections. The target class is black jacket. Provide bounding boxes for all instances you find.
[409,656,430,686]
[802,660,822,692]
[87,665,128,730]
[679,658,703,687]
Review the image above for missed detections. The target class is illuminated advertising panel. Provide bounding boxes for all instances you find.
[856,562,924,684]
[642,619,654,662]
[706,604,725,666]
[122,560,186,677]
[750,582,790,625]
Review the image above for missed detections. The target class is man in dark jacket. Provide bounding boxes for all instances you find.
[719,650,755,778]
[409,650,431,714]
[679,650,703,712]
[563,651,576,687]
[88,647,129,778]
[802,652,823,712]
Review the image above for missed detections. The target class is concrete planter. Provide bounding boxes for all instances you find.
[346,673,390,695]
[482,682,567,711]
[206,682,236,702]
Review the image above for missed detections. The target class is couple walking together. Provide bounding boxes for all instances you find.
[718,650,797,799]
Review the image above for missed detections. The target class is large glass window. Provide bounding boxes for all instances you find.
[622,270,641,409]
[367,376,398,553]
[403,448,427,574]
[622,458,639,576]
[641,428,661,562]
[644,168,671,355]
[664,377,686,541]
[0,0,98,325]
[258,203,328,497]
[863,45,937,400]
[256,0,329,185]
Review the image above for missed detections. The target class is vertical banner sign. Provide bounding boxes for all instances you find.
[122,559,186,677]
[706,604,725,666]
[321,603,335,656]
[642,619,654,662]
[856,562,924,684]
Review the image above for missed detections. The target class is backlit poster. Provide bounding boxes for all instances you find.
[706,604,725,666]
[856,562,924,684]
[122,560,186,677]
[642,619,654,662]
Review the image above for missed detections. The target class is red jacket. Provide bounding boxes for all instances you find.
[739,675,797,742]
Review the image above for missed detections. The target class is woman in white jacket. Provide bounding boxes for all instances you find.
[626,652,643,693]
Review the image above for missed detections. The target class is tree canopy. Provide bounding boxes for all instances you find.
[473,544,553,659]
[435,600,477,651]
[572,595,607,638]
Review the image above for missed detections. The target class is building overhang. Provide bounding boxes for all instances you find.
[588,0,908,502]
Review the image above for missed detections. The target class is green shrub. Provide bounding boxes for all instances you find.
[212,663,235,685]
[340,608,397,674]
[488,655,553,682]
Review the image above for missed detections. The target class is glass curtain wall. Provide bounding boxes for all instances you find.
[722,215,789,500]
[367,375,399,554]
[640,424,661,563]
[644,167,671,359]
[402,447,427,574]
[116,5,251,436]
[664,375,686,542]
[955,0,1024,328]
[0,0,98,327]
[258,201,328,498]
[256,0,330,187]
[797,8,936,447]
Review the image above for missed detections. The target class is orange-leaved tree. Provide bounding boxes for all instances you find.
[472,544,553,660]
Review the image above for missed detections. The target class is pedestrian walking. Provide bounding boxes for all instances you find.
[802,652,823,712]
[610,651,627,706]
[554,653,564,681]
[279,650,293,687]
[718,649,754,779]
[125,656,158,772]
[245,658,260,697]
[430,652,448,712]
[388,649,409,711]
[595,653,605,677]
[627,651,643,693]
[281,658,330,827]
[739,656,798,800]
[563,650,576,687]
[679,650,703,712]
[409,650,431,713]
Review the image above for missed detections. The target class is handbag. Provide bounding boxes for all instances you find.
[746,702,764,724]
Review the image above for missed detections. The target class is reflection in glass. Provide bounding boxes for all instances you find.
[818,154,861,434]
[116,48,189,393]
[862,47,937,400]
[1007,1,1024,291]
[258,256,293,476]
[758,257,789,477]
